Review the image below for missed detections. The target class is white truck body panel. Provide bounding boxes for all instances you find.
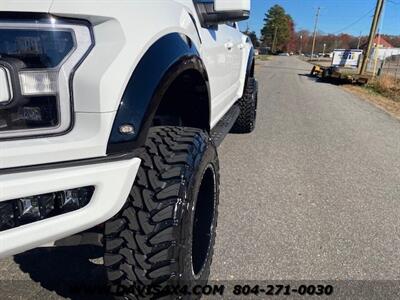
[0,0,52,12]
[214,0,251,11]
[0,157,140,258]
[0,0,249,169]
[0,0,253,257]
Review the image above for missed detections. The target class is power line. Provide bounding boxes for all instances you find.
[332,7,375,34]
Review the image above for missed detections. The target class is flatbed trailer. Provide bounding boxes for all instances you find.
[310,64,373,84]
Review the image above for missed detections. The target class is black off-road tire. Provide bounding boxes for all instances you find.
[104,126,219,299]
[231,77,258,133]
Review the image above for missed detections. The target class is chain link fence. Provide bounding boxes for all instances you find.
[366,49,400,79]
[379,55,400,79]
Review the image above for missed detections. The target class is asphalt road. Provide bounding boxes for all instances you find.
[1,56,400,299]
[212,56,400,281]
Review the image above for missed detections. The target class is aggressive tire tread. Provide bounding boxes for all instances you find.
[104,126,217,297]
[231,77,258,133]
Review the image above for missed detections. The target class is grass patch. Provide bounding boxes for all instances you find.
[365,75,400,103]
[343,79,400,120]
[256,55,271,61]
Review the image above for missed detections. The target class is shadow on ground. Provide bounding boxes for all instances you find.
[298,73,345,85]
[13,245,112,300]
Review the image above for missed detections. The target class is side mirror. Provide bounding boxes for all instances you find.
[196,0,251,27]
[214,0,251,12]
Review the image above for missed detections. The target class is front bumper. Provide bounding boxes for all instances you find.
[0,157,140,258]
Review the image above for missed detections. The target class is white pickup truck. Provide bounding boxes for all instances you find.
[0,0,257,297]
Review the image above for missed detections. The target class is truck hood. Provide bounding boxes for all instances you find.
[0,0,53,13]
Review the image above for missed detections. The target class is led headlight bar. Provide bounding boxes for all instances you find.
[0,186,95,232]
[0,17,94,139]
[19,71,58,96]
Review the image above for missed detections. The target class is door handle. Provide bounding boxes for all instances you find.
[225,41,234,50]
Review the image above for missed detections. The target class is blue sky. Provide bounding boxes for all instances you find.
[240,0,400,37]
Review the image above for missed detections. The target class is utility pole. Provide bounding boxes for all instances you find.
[357,31,362,49]
[310,7,321,60]
[271,26,278,54]
[299,35,303,55]
[359,0,385,75]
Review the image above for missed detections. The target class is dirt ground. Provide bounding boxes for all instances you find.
[343,84,400,120]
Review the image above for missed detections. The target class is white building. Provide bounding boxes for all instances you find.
[371,47,400,60]
[369,36,400,60]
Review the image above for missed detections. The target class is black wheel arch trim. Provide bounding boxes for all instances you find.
[246,46,255,79]
[107,33,210,155]
[240,46,255,98]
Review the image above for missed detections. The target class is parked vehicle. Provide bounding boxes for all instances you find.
[0,0,257,298]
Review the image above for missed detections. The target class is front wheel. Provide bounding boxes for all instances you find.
[104,126,219,299]
[231,77,258,134]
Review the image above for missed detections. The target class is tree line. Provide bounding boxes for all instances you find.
[293,31,400,54]
[246,4,400,54]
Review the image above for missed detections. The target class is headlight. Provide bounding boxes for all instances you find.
[0,17,94,139]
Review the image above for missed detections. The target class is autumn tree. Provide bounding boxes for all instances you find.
[261,5,293,52]
[382,35,400,47]
[286,17,296,52]
[295,30,311,53]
